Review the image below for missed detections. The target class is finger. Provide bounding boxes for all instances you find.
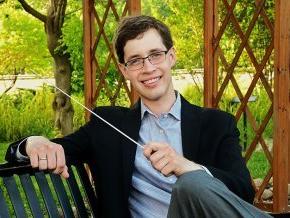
[149,150,166,164]
[38,153,48,170]
[53,164,69,179]
[154,156,169,171]
[54,146,66,174]
[161,163,175,176]
[143,146,154,158]
[29,150,39,168]
[46,150,57,170]
[143,142,161,157]
[147,142,168,148]
[60,165,69,179]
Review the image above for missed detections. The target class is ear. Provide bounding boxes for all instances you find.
[118,63,129,80]
[168,47,177,68]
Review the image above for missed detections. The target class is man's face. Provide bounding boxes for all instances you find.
[119,28,176,103]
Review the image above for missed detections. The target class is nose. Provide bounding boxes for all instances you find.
[142,58,156,72]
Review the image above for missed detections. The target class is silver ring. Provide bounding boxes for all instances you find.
[39,157,47,161]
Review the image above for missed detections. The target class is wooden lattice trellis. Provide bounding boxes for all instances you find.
[205,0,289,213]
[83,0,140,120]
[83,0,289,213]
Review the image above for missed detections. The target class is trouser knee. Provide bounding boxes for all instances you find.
[169,171,272,218]
[172,170,217,202]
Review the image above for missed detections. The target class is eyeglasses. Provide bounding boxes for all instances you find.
[124,50,169,71]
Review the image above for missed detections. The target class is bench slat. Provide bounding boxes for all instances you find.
[67,166,89,218]
[35,172,59,217]
[0,186,10,218]
[76,164,99,216]
[3,176,27,218]
[19,174,44,218]
[50,173,74,217]
[0,162,100,217]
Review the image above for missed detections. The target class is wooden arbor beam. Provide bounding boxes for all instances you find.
[128,0,141,15]
[128,0,141,103]
[83,0,96,120]
[204,0,218,108]
[273,0,290,213]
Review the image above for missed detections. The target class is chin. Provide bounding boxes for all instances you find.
[135,80,173,102]
[139,90,165,101]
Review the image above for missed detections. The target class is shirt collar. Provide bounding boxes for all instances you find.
[140,91,181,121]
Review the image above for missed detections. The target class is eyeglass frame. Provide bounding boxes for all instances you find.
[123,49,171,71]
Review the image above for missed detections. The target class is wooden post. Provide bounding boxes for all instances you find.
[128,0,141,15]
[83,0,96,120]
[128,0,141,104]
[273,0,290,212]
[204,0,218,108]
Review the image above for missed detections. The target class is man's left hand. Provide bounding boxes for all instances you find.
[143,142,203,177]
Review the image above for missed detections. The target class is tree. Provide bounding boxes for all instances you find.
[142,0,204,70]
[0,1,52,75]
[17,0,74,136]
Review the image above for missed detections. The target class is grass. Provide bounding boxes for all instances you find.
[0,142,9,163]
[247,151,270,179]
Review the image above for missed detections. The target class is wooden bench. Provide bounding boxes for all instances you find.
[0,162,289,217]
[0,161,99,217]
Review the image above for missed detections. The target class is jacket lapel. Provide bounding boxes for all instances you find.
[121,101,141,199]
[181,96,202,161]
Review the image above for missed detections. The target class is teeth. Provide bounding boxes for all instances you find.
[143,77,160,85]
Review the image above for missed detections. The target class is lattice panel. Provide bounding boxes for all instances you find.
[214,0,275,210]
[91,0,131,107]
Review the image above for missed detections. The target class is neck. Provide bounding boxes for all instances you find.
[142,90,176,116]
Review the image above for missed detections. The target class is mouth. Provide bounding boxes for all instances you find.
[141,76,161,86]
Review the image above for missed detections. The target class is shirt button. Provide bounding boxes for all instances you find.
[159,129,164,134]
[164,114,168,118]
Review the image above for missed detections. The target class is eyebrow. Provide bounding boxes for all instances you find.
[126,48,165,61]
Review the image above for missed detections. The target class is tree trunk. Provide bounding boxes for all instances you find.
[52,55,74,136]
[45,0,74,136]
[18,0,74,135]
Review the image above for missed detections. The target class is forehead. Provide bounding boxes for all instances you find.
[123,29,166,60]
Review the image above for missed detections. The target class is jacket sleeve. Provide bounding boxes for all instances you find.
[5,137,30,163]
[204,114,255,203]
[5,107,103,164]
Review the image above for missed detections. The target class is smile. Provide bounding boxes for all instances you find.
[142,76,161,85]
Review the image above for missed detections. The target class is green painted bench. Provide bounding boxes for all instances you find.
[0,162,99,217]
[0,162,289,217]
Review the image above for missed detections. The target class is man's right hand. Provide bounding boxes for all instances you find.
[26,136,69,178]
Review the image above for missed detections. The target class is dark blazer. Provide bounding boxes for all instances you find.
[6,96,255,218]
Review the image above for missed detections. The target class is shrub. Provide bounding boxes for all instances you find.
[0,87,55,141]
[0,86,130,141]
[181,85,203,106]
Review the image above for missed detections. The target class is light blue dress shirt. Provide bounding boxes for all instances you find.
[129,93,182,217]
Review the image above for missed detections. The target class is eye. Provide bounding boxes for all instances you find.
[150,52,163,59]
[127,58,142,66]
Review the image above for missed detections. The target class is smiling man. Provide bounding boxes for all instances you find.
[6,15,271,217]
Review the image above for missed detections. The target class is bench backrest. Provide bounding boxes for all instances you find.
[0,162,99,217]
[2,163,289,218]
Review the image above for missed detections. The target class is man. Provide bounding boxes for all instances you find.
[6,15,270,217]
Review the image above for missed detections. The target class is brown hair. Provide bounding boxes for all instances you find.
[114,15,173,64]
